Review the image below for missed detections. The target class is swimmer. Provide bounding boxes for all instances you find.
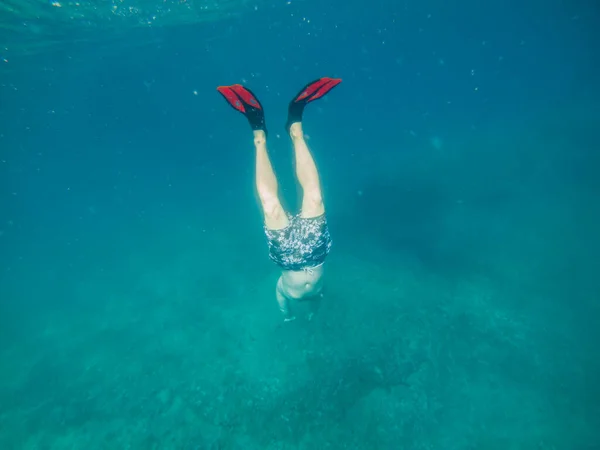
[217,77,342,321]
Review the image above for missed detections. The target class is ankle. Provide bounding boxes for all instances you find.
[289,122,304,139]
[253,129,266,144]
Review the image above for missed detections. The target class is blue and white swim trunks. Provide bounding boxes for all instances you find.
[264,213,332,271]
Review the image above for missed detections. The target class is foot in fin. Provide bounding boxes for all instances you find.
[216,84,267,135]
[285,77,342,132]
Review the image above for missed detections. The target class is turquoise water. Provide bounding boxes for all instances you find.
[1,0,599,448]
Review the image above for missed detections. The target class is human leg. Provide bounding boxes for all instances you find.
[289,123,325,218]
[217,84,288,229]
[285,77,342,218]
[253,130,289,230]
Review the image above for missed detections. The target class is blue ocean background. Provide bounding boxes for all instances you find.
[1,0,599,448]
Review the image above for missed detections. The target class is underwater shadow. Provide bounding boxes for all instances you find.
[244,338,425,447]
[341,174,488,279]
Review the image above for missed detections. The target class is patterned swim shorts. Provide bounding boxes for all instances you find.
[264,213,332,271]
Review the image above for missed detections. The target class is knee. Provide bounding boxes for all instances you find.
[302,191,324,211]
[258,189,278,210]
[305,191,323,205]
[260,194,285,220]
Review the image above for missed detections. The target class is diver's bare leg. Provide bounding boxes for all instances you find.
[289,123,325,219]
[254,130,289,230]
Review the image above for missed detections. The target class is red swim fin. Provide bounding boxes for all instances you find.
[286,77,342,131]
[217,85,246,113]
[216,84,267,133]
[292,77,342,104]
